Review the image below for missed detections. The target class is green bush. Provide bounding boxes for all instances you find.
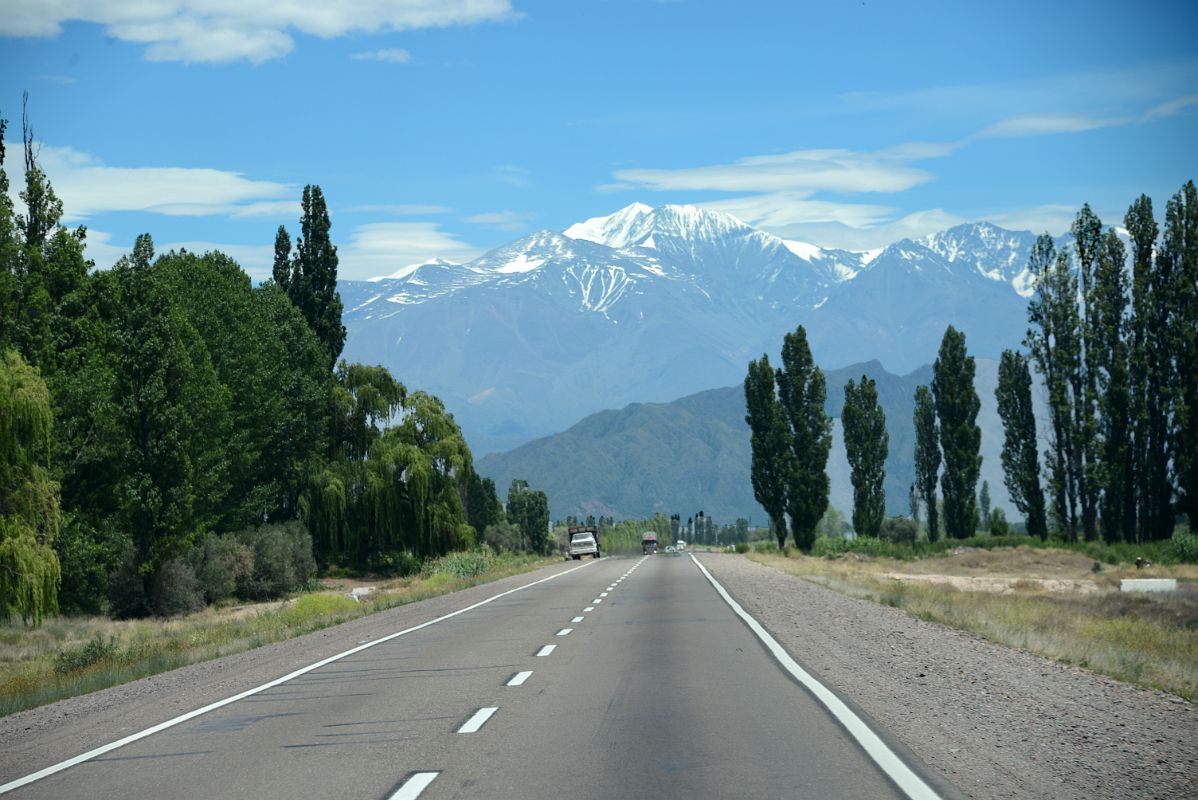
[1172,531,1198,563]
[812,536,851,557]
[281,594,360,627]
[150,558,206,617]
[54,635,119,675]
[879,517,918,544]
[734,542,750,554]
[190,534,254,604]
[422,550,495,580]
[366,550,421,577]
[235,521,317,600]
[107,543,150,619]
[483,521,522,553]
[988,508,1011,536]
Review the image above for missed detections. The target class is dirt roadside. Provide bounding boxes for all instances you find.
[698,553,1197,800]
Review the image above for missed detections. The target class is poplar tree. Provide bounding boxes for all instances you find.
[979,480,991,532]
[272,225,292,293]
[1162,181,1198,531]
[1071,205,1102,540]
[1026,235,1081,539]
[996,350,1048,540]
[932,326,982,538]
[744,355,789,547]
[1092,230,1132,542]
[843,375,887,538]
[1126,196,1171,540]
[776,325,832,552]
[913,385,940,542]
[0,118,16,350]
[292,186,346,370]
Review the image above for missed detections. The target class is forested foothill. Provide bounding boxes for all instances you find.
[748,182,1198,563]
[0,108,550,625]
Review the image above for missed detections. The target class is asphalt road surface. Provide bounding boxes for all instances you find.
[2,554,955,799]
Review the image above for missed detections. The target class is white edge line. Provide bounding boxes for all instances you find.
[536,644,556,656]
[457,706,498,733]
[0,560,596,796]
[388,771,440,800]
[506,671,533,687]
[687,554,943,800]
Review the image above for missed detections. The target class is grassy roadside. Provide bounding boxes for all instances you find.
[0,552,554,718]
[747,547,1198,701]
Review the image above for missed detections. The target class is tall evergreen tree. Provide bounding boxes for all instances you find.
[979,480,991,532]
[775,326,832,552]
[272,225,292,293]
[996,350,1048,540]
[932,326,982,539]
[1026,234,1081,539]
[292,186,346,370]
[1126,196,1172,540]
[913,385,940,542]
[744,355,789,548]
[1162,181,1198,530]
[1092,230,1132,542]
[842,375,887,538]
[1072,205,1103,540]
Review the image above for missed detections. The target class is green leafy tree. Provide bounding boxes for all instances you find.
[913,385,940,542]
[1126,196,1172,540]
[272,225,292,293]
[1072,205,1103,540]
[744,354,788,547]
[842,375,888,538]
[979,480,991,532]
[1162,181,1198,531]
[1026,234,1081,539]
[290,186,346,370]
[507,479,550,554]
[1092,230,1132,542]
[0,117,19,351]
[932,326,982,539]
[0,350,61,624]
[996,350,1048,540]
[776,325,832,552]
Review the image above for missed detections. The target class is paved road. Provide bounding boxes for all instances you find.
[3,554,950,799]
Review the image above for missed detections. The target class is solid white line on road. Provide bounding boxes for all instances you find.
[387,772,440,800]
[556,628,573,636]
[571,616,584,623]
[536,645,556,657]
[458,707,498,733]
[688,554,944,800]
[0,560,597,796]
[506,671,533,687]
[583,606,595,612]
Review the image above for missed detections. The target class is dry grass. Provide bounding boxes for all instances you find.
[0,555,553,717]
[748,549,1198,701]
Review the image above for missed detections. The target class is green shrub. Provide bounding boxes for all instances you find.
[988,508,1010,536]
[107,543,150,619]
[235,521,317,600]
[150,558,205,617]
[483,521,522,553]
[281,594,360,627]
[422,550,495,580]
[1173,531,1198,563]
[879,517,918,544]
[366,550,421,577]
[190,534,254,604]
[734,542,750,554]
[54,635,119,675]
[812,536,851,557]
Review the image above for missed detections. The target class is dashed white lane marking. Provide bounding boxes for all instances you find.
[536,645,556,657]
[387,771,439,800]
[458,707,498,733]
[506,671,533,687]
[0,561,597,796]
[688,554,944,800]
[571,616,585,623]
[556,628,573,636]
[592,598,603,603]
[599,592,609,597]
[583,606,595,612]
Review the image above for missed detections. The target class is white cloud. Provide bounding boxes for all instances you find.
[611,147,938,195]
[349,203,451,215]
[351,47,412,63]
[80,229,275,280]
[704,193,895,232]
[339,221,482,280]
[976,113,1126,139]
[465,210,536,231]
[4,140,295,222]
[0,0,517,64]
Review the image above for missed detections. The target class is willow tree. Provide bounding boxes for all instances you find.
[0,350,61,624]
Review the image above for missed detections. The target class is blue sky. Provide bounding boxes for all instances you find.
[2,0,1196,280]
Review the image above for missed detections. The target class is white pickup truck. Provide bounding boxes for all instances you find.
[568,526,601,559]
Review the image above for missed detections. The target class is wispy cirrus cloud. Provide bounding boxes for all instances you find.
[0,0,518,64]
[349,203,451,215]
[3,140,295,222]
[339,221,483,280]
[465,210,536,231]
[351,47,412,63]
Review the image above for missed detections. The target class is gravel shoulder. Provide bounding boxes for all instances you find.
[0,559,585,785]
[698,552,1198,800]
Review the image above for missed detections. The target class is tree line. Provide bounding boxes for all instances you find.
[747,181,1196,550]
[0,103,548,624]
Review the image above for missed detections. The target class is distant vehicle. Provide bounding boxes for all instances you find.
[642,531,658,555]
[568,526,601,559]
[665,545,676,553]
[676,540,686,551]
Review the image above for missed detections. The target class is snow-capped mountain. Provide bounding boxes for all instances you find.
[340,204,1047,454]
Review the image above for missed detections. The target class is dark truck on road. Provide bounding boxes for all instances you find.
[642,531,658,555]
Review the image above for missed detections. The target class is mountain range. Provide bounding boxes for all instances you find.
[476,358,1045,524]
[340,202,1048,456]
